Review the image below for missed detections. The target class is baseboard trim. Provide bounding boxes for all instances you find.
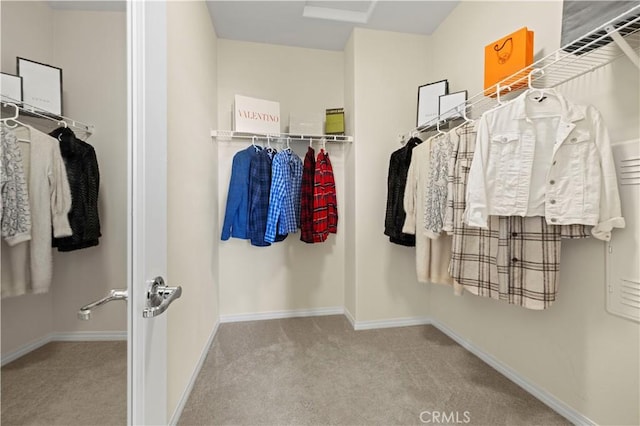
[169,320,220,426]
[1,331,127,366]
[352,315,432,330]
[52,331,127,341]
[219,306,344,323]
[429,318,595,426]
[343,307,356,328]
[1,334,52,366]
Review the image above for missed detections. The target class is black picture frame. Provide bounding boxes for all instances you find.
[438,90,468,122]
[0,72,23,105]
[417,79,448,127]
[17,57,63,117]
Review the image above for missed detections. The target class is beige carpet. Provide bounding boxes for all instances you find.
[179,315,569,426]
[1,341,126,425]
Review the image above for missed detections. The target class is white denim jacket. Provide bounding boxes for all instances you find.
[464,89,624,241]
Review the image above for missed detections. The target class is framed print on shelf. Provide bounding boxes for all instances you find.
[0,72,23,105]
[438,90,468,121]
[17,57,63,116]
[417,79,448,127]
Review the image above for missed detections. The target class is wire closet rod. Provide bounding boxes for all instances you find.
[1,95,95,135]
[211,129,353,143]
[401,3,640,141]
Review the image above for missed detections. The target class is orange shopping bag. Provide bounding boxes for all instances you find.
[484,27,534,97]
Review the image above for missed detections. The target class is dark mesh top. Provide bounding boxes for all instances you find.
[49,127,101,251]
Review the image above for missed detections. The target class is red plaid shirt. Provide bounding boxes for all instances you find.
[300,147,315,243]
[312,149,338,242]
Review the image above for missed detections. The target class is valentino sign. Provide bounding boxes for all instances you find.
[234,94,281,134]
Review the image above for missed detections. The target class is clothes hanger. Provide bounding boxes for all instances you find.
[309,136,313,148]
[454,105,474,135]
[251,135,260,151]
[436,119,446,136]
[286,137,291,151]
[495,83,512,106]
[1,102,21,129]
[527,68,552,102]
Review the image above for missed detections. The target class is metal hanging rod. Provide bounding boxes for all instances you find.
[1,95,95,136]
[401,4,640,141]
[211,129,353,143]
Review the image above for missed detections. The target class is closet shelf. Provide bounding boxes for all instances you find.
[1,97,94,136]
[403,4,640,139]
[211,129,353,143]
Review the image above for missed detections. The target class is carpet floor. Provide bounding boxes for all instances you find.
[178,315,569,425]
[1,341,126,425]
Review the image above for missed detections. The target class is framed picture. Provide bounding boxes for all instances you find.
[17,57,63,116]
[438,90,468,121]
[0,72,23,104]
[417,79,448,127]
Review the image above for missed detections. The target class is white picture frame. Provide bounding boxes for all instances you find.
[439,90,468,121]
[17,57,63,116]
[0,72,23,104]
[417,79,448,127]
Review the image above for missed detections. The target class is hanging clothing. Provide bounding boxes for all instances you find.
[465,89,624,240]
[385,139,418,246]
[312,148,338,243]
[265,149,303,243]
[1,125,31,246]
[221,145,261,240]
[299,146,316,243]
[447,122,590,310]
[247,148,275,247]
[424,132,454,238]
[402,137,458,289]
[49,127,101,251]
[2,126,72,298]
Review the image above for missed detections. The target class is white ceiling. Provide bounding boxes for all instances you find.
[206,1,459,51]
[45,1,459,51]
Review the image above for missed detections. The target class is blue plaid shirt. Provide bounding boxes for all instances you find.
[265,149,303,243]
[248,149,274,247]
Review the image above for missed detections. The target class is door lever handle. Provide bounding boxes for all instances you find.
[78,289,128,320]
[143,276,182,318]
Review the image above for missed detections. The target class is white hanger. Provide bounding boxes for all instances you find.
[436,119,446,136]
[309,136,313,147]
[527,68,551,102]
[495,83,512,106]
[286,136,291,150]
[1,102,21,128]
[528,68,545,90]
[321,137,326,151]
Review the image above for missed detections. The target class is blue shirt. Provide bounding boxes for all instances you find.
[248,149,274,247]
[221,146,260,240]
[265,149,303,243]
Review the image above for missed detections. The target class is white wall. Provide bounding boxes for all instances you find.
[216,39,345,316]
[166,0,219,418]
[1,0,56,355]
[349,28,434,322]
[427,2,640,425]
[50,9,127,336]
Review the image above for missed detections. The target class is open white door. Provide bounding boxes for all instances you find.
[128,2,179,425]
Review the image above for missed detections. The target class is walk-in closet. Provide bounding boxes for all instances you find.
[1,1,639,425]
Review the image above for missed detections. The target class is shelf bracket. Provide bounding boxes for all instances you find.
[605,25,640,69]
